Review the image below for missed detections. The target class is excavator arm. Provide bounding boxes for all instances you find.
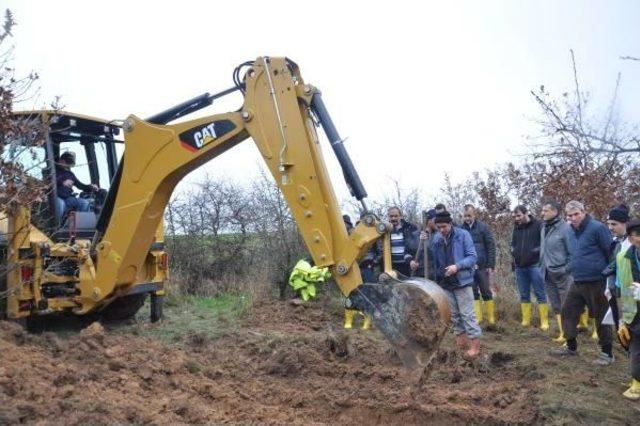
[89,57,449,372]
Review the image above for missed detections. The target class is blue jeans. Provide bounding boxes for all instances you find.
[360,265,376,283]
[57,196,90,217]
[515,265,547,303]
[444,285,482,339]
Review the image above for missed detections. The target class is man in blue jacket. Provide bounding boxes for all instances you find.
[552,201,614,365]
[431,211,481,358]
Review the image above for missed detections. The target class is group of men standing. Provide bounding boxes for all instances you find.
[344,199,640,399]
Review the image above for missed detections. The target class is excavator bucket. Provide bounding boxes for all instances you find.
[350,273,451,376]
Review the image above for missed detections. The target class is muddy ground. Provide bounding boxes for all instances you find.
[0,297,638,425]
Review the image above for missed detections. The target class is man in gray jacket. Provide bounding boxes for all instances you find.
[540,200,573,343]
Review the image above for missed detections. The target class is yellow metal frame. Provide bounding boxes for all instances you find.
[4,57,384,318]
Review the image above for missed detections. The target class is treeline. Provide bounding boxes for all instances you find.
[165,99,640,299]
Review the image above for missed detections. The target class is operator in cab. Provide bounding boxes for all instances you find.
[55,151,99,216]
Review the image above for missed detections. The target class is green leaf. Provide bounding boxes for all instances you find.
[307,284,316,298]
[290,278,307,290]
[300,288,309,301]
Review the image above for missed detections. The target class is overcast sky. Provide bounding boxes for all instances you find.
[5,0,640,208]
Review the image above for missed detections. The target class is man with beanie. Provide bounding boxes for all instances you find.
[387,206,418,277]
[462,204,497,326]
[552,201,614,365]
[511,205,549,330]
[614,219,640,399]
[430,211,481,358]
[602,204,631,339]
[540,199,573,343]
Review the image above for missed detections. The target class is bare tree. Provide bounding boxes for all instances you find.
[530,49,640,157]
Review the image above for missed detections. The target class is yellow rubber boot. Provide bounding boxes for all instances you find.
[520,303,532,327]
[553,314,566,343]
[591,318,598,340]
[577,308,589,331]
[474,300,484,324]
[623,379,640,400]
[538,303,549,331]
[485,300,496,325]
[344,309,355,329]
[362,314,372,330]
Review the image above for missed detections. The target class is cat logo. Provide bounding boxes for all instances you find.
[193,123,217,148]
[178,120,236,152]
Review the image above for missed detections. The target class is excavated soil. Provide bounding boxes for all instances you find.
[0,300,540,425]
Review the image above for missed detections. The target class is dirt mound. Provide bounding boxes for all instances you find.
[0,300,540,425]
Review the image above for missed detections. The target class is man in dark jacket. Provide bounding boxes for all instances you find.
[552,201,614,365]
[431,211,481,358]
[409,209,437,278]
[462,204,497,325]
[55,151,98,216]
[511,205,548,329]
[601,204,631,340]
[387,206,418,277]
[540,199,573,342]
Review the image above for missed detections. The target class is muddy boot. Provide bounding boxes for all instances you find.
[577,308,589,332]
[550,338,578,357]
[520,303,532,327]
[455,334,470,350]
[590,318,598,340]
[343,309,355,329]
[485,299,496,325]
[538,303,549,331]
[473,300,484,324]
[465,338,481,358]
[623,379,640,400]
[553,314,566,343]
[361,314,372,330]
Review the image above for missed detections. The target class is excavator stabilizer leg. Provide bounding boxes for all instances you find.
[349,274,450,375]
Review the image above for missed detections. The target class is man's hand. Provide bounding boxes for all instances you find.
[410,260,419,271]
[419,231,429,241]
[90,184,99,191]
[444,264,458,277]
[63,179,74,188]
[618,323,631,347]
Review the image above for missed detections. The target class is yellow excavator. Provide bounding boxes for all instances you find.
[0,57,449,372]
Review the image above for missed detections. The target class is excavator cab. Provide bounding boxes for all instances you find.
[6,111,122,238]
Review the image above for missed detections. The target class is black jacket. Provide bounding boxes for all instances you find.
[462,220,496,269]
[382,219,419,264]
[55,166,91,199]
[511,216,542,268]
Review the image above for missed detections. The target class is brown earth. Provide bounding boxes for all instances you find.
[0,298,545,425]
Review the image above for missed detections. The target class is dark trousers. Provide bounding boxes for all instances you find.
[472,268,492,301]
[360,264,376,283]
[561,280,612,349]
[630,315,640,380]
[393,263,411,278]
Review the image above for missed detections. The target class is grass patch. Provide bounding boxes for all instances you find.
[114,293,252,345]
